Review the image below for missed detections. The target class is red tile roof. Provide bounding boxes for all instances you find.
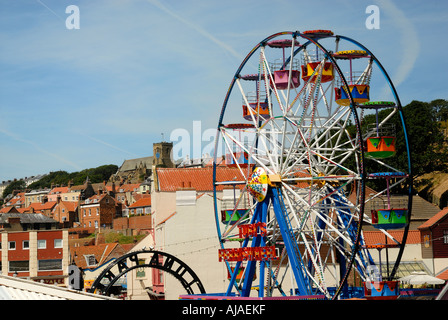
[70,243,121,269]
[24,201,57,213]
[363,230,421,246]
[7,193,25,206]
[157,167,246,192]
[49,186,70,194]
[128,197,151,208]
[81,193,116,205]
[418,207,448,230]
[0,206,19,213]
[437,268,448,281]
[58,201,78,212]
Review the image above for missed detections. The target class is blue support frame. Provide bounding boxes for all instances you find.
[226,187,313,297]
[271,188,311,296]
[241,199,268,296]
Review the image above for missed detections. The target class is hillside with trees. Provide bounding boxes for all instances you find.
[2,164,118,198]
[28,164,118,189]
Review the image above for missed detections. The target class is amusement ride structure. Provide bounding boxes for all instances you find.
[212,30,412,300]
[90,30,413,301]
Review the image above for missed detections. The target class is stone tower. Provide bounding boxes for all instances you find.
[153,142,175,168]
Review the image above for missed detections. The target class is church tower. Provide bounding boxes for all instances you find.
[153,142,175,168]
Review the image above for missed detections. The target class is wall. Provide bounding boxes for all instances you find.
[113,216,152,232]
[80,195,116,229]
[129,216,152,230]
[152,191,176,226]
[162,192,228,299]
[0,229,68,284]
[125,234,156,300]
[431,217,448,258]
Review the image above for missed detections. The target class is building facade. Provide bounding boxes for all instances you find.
[53,198,78,227]
[79,194,119,229]
[0,214,69,285]
[418,207,448,276]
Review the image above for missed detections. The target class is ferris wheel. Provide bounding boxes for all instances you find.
[212,30,412,300]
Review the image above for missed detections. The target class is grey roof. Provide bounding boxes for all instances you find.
[118,156,153,172]
[0,213,57,224]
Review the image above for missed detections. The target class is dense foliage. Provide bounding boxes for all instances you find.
[2,179,27,199]
[354,99,448,193]
[363,99,448,177]
[28,164,118,190]
[2,164,119,198]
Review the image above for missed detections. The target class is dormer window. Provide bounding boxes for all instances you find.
[84,255,97,267]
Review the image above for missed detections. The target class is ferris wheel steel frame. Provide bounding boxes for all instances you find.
[212,30,412,300]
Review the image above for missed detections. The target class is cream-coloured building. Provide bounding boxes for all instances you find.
[124,233,157,300]
[151,167,247,299]
[47,186,81,203]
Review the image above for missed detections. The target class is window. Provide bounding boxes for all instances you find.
[84,255,97,267]
[9,261,29,273]
[22,240,29,250]
[94,220,98,228]
[96,208,99,215]
[444,230,448,244]
[8,241,16,250]
[39,259,62,271]
[37,240,46,249]
[54,239,63,248]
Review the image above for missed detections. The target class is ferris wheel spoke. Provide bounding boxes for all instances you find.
[214,31,411,299]
[221,128,272,174]
[281,182,354,246]
[260,48,285,114]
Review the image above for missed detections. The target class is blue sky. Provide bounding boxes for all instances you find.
[0,0,446,182]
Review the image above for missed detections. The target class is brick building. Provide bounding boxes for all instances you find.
[418,208,448,277]
[79,193,120,229]
[53,197,78,227]
[0,213,69,285]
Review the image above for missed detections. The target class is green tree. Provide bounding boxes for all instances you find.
[352,99,448,192]
[2,180,26,198]
[28,164,118,189]
[392,100,448,178]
